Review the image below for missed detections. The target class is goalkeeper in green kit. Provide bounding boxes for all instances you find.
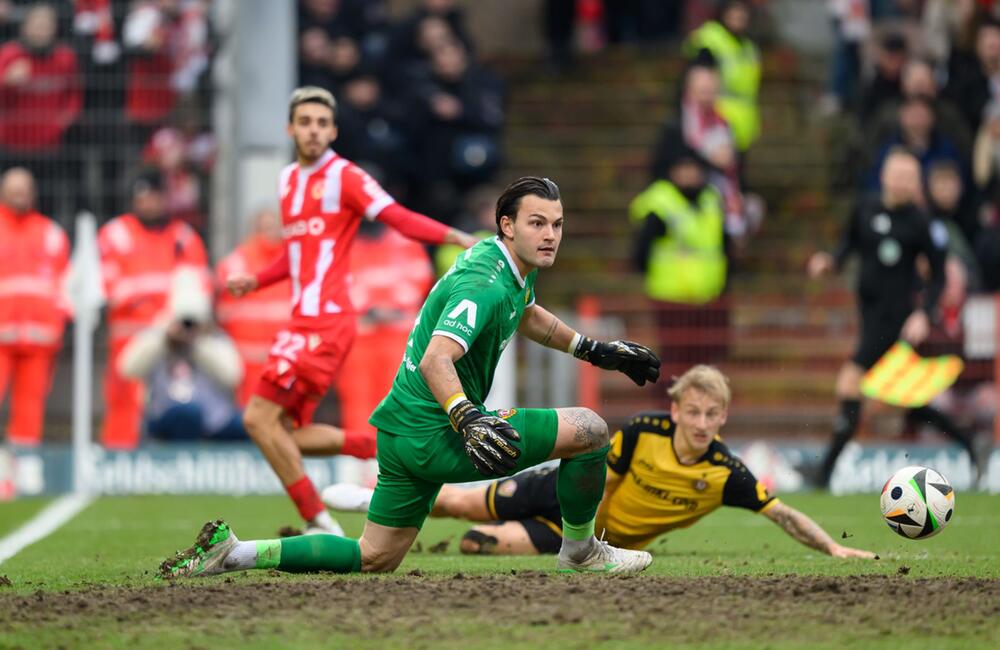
[160,177,661,577]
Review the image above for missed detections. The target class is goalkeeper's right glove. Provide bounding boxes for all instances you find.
[449,399,521,477]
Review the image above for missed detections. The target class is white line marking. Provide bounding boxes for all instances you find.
[0,494,95,564]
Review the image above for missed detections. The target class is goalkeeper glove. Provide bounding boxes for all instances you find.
[449,400,521,477]
[573,336,661,386]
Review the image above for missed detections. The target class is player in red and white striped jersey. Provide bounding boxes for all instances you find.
[226,87,476,534]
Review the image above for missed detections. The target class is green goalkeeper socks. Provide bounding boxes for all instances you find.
[252,535,361,573]
[556,446,609,538]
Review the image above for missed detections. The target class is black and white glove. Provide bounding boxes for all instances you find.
[449,400,521,477]
[573,336,661,386]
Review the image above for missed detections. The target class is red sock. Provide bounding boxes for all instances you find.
[340,428,377,459]
[286,476,325,521]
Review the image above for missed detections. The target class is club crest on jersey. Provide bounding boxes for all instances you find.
[692,479,709,492]
[496,408,517,419]
[524,289,530,304]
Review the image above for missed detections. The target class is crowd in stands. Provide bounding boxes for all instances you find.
[0,0,214,231]
[821,0,1000,443]
[825,0,1000,298]
[297,0,505,224]
[0,0,764,448]
[629,0,762,376]
[2,0,997,452]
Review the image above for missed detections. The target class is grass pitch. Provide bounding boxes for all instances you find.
[1,493,998,648]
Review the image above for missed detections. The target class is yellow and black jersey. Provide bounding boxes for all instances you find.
[597,410,779,549]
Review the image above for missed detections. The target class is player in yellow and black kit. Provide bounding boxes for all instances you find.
[321,365,876,558]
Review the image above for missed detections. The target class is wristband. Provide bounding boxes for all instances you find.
[567,332,582,355]
[444,392,468,414]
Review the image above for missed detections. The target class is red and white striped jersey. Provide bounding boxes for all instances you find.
[278,150,395,327]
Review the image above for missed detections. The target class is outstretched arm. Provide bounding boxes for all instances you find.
[763,502,876,558]
[226,249,289,297]
[378,203,476,248]
[518,304,577,351]
[518,305,660,386]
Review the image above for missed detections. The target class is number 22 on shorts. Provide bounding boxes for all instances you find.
[271,331,306,361]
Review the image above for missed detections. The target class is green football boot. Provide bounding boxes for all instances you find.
[159,519,239,579]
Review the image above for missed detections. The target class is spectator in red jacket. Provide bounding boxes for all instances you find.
[0,2,82,220]
[123,0,209,149]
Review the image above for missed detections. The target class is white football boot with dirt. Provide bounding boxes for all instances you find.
[556,537,653,575]
[321,483,374,513]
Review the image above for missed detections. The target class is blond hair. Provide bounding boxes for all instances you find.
[288,86,337,122]
[667,365,731,408]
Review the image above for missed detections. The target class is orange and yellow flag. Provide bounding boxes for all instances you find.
[861,341,964,407]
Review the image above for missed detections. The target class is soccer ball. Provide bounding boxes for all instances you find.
[880,466,955,539]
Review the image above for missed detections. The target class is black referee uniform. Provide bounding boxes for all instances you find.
[816,197,978,486]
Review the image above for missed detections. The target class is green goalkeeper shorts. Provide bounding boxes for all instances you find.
[367,407,559,529]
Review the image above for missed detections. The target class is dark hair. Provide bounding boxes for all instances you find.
[927,159,961,179]
[132,169,163,195]
[881,31,908,53]
[495,176,561,238]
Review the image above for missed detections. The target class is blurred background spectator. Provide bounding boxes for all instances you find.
[433,183,497,275]
[403,36,505,220]
[215,205,289,407]
[945,18,1000,133]
[119,266,244,442]
[683,0,761,152]
[334,219,433,440]
[0,2,81,221]
[97,169,207,449]
[0,167,69,447]
[122,0,209,152]
[858,30,907,124]
[866,95,964,192]
[652,62,749,240]
[631,147,728,378]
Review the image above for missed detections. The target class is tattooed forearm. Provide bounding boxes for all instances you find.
[539,316,559,346]
[434,355,459,384]
[419,337,466,407]
[766,503,836,554]
[562,408,609,451]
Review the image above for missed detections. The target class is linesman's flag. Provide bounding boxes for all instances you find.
[861,341,964,407]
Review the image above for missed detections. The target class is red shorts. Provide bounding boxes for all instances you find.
[254,318,356,425]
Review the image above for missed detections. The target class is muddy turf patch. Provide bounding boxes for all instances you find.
[1,574,998,647]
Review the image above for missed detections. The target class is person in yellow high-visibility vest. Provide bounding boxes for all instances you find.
[683,0,761,152]
[630,147,729,377]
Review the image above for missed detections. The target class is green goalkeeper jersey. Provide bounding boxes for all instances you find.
[369,236,537,437]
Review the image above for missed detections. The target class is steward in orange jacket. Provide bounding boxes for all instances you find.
[97,171,208,448]
[335,221,433,439]
[0,168,69,446]
[215,206,290,405]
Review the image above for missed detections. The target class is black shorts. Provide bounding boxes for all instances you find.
[484,465,562,554]
[852,301,910,370]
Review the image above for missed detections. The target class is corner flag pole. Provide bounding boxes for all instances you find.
[68,212,104,494]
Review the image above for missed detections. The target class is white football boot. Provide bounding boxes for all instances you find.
[321,483,374,513]
[556,537,653,575]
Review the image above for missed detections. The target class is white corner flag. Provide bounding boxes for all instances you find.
[65,213,104,494]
